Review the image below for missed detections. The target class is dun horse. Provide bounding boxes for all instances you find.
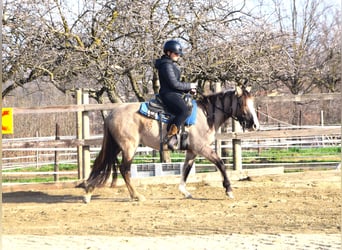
[82,86,259,203]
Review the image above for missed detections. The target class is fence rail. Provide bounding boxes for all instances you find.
[3,126,341,171]
[216,126,340,140]
[3,126,340,149]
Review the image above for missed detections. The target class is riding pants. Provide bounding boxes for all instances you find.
[160,92,191,131]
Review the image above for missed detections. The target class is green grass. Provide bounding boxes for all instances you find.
[2,176,77,183]
[3,164,77,172]
[2,164,79,183]
[242,147,341,163]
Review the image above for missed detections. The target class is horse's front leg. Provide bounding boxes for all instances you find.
[200,146,234,199]
[179,150,197,198]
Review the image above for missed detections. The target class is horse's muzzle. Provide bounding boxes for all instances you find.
[252,123,259,131]
[246,122,259,132]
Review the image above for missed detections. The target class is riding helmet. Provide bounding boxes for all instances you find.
[163,40,183,56]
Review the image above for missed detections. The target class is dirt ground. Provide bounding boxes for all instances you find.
[3,169,341,237]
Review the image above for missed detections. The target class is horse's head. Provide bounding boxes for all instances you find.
[231,86,260,131]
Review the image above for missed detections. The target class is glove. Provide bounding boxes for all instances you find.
[190,82,198,89]
[190,88,197,95]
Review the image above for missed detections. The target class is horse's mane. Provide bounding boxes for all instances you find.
[196,90,235,128]
[196,90,234,107]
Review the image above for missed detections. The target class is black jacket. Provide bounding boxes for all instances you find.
[155,55,192,95]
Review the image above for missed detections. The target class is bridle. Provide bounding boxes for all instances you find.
[203,90,247,131]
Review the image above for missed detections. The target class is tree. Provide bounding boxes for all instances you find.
[264,0,341,94]
[312,9,341,93]
[2,0,251,102]
[2,0,340,102]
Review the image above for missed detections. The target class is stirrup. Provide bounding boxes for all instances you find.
[166,135,178,151]
[180,131,189,150]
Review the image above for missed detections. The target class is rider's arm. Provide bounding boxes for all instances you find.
[161,62,192,91]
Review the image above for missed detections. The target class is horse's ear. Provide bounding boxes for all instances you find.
[245,86,252,93]
[235,86,243,97]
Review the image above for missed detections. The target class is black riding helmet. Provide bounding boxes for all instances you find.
[163,40,183,56]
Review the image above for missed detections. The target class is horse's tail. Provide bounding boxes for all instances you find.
[84,123,120,190]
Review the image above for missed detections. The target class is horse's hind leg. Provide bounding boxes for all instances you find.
[110,170,117,188]
[119,154,146,202]
[83,184,95,204]
[179,150,197,198]
[110,158,120,188]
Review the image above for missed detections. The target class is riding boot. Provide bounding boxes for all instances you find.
[164,124,179,150]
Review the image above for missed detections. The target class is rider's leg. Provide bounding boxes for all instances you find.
[167,124,178,136]
[165,123,179,150]
[160,92,189,150]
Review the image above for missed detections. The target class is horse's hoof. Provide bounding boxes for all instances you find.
[185,194,193,199]
[132,195,146,202]
[179,184,192,198]
[226,191,235,199]
[83,194,91,204]
[138,195,146,202]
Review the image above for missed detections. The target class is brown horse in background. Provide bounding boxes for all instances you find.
[82,86,259,203]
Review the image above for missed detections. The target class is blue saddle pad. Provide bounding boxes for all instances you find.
[139,100,197,126]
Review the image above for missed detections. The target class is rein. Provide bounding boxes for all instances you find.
[213,92,241,120]
[214,95,238,120]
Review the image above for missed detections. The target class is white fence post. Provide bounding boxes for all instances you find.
[76,89,83,179]
[214,82,222,158]
[232,119,242,171]
[82,91,91,180]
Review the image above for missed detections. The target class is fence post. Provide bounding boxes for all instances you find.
[232,119,242,171]
[82,91,91,179]
[35,130,39,169]
[257,106,262,155]
[54,123,60,182]
[320,110,325,146]
[214,82,222,158]
[76,89,83,179]
[320,110,324,126]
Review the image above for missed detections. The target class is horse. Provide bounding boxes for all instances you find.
[81,85,259,203]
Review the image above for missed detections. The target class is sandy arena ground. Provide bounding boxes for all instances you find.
[2,169,341,249]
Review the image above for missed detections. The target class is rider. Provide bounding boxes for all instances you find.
[155,40,197,150]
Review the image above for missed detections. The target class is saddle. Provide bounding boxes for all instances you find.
[148,95,172,115]
[139,94,197,126]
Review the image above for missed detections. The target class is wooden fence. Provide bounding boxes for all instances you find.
[2,92,341,181]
